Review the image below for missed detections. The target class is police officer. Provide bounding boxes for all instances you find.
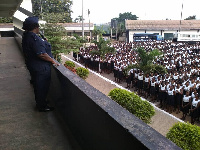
[22,16,59,112]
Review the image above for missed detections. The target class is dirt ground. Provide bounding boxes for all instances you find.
[62,54,200,136]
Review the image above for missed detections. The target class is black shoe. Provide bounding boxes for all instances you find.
[38,105,54,112]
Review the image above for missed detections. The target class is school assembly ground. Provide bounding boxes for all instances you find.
[62,54,200,137]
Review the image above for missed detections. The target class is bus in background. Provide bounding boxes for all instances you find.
[173,32,200,42]
[133,33,164,41]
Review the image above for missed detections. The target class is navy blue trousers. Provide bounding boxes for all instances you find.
[31,67,51,108]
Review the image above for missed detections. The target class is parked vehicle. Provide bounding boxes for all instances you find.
[173,32,200,42]
[133,33,163,41]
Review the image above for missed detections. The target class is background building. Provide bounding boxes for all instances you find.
[63,22,94,41]
[126,20,200,42]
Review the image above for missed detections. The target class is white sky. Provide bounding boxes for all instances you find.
[71,0,200,24]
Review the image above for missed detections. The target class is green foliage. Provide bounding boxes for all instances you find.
[108,88,155,124]
[117,12,138,23]
[94,25,110,34]
[184,15,196,20]
[90,37,116,59]
[167,122,200,150]
[74,15,84,23]
[0,17,13,23]
[40,14,82,62]
[73,34,87,43]
[32,0,78,62]
[65,61,75,68]
[152,65,167,74]
[140,64,167,75]
[137,47,161,66]
[92,26,105,39]
[76,67,89,79]
[42,23,66,61]
[125,47,166,75]
[42,12,71,23]
[32,0,72,22]
[112,12,138,35]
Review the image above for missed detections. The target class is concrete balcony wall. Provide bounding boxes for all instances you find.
[48,64,181,150]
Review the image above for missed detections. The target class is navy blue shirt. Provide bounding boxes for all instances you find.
[22,31,52,72]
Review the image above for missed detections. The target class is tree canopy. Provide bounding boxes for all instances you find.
[126,47,167,75]
[89,37,115,72]
[42,21,82,62]
[92,26,106,41]
[73,15,84,23]
[32,0,73,23]
[90,37,115,60]
[116,12,138,23]
[184,15,196,20]
[111,12,138,36]
[32,0,82,62]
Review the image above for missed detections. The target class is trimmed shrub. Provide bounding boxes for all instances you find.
[108,88,155,124]
[76,67,89,79]
[167,122,200,150]
[65,61,75,69]
[64,61,76,73]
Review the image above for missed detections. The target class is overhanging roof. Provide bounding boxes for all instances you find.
[126,20,200,31]
[0,0,23,17]
[62,23,94,28]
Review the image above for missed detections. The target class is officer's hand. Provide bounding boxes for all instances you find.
[52,61,60,67]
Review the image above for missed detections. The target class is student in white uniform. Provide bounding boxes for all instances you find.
[180,91,192,120]
[150,77,156,102]
[158,81,166,109]
[126,69,132,89]
[166,85,176,113]
[133,70,138,90]
[117,64,123,83]
[190,79,196,92]
[183,81,191,95]
[144,74,150,99]
[190,94,200,124]
[113,64,118,81]
[137,71,144,95]
[175,83,183,114]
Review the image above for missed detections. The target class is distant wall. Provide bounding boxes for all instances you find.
[48,64,181,150]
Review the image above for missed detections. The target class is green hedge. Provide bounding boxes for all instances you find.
[76,67,89,79]
[65,61,75,69]
[108,88,155,124]
[167,122,200,150]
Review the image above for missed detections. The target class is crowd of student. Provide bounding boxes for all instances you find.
[73,40,200,124]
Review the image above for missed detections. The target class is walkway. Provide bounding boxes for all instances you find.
[0,37,80,150]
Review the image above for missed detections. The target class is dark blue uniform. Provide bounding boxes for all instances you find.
[22,31,52,109]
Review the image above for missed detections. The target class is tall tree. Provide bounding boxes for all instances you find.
[32,0,73,23]
[92,26,105,42]
[73,15,84,23]
[90,37,115,72]
[32,0,81,62]
[112,12,138,36]
[117,12,138,23]
[184,15,196,20]
[42,21,82,62]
